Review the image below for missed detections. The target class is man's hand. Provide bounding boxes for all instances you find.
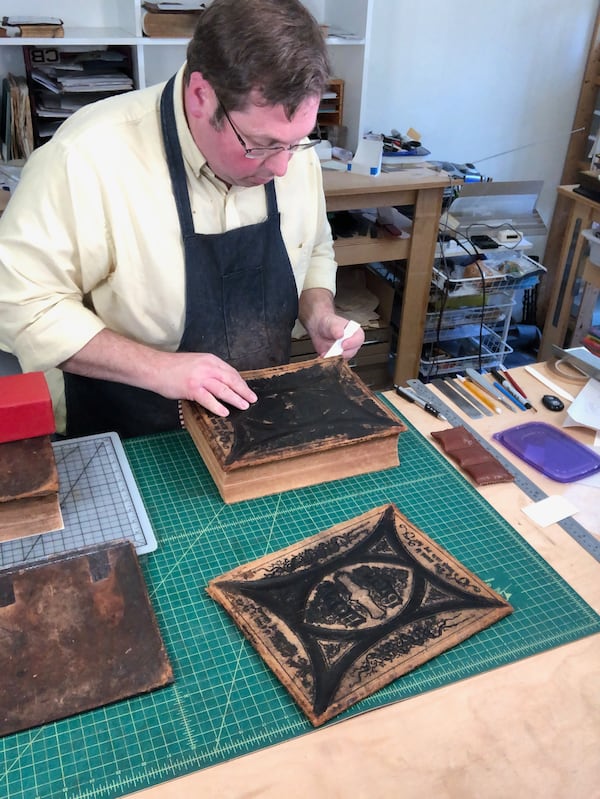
[60,329,257,417]
[299,287,365,360]
[156,351,257,416]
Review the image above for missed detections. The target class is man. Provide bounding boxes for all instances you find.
[0,0,364,438]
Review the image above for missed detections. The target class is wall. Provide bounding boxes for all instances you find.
[361,0,598,235]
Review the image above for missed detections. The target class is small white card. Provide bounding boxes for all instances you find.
[522,495,579,528]
[324,319,361,358]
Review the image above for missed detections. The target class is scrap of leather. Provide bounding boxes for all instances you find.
[431,426,514,485]
[0,435,58,502]
[0,434,62,542]
[0,541,173,737]
[207,504,513,726]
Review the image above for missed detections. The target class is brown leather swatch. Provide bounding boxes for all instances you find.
[431,426,514,486]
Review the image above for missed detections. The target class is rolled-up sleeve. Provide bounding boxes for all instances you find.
[0,142,109,372]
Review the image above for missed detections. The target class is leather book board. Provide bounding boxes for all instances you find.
[208,504,513,727]
[182,357,406,503]
[0,541,173,737]
[0,434,63,541]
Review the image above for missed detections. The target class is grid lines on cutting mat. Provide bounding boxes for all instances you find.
[1,423,598,799]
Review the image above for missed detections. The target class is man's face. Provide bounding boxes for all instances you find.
[184,74,320,187]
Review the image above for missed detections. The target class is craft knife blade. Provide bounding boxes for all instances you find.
[430,378,485,419]
[406,378,600,563]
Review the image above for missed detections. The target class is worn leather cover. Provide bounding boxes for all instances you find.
[182,358,406,503]
[0,541,173,737]
[0,435,58,502]
[182,357,405,471]
[208,504,513,726]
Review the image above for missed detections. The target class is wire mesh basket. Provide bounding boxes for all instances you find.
[423,293,514,342]
[433,252,545,297]
[420,325,513,378]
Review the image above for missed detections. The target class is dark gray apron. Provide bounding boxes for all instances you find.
[65,75,298,438]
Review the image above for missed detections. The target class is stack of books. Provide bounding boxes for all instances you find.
[1,16,64,38]
[583,325,600,357]
[142,2,205,38]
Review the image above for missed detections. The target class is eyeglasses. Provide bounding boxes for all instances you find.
[218,100,320,159]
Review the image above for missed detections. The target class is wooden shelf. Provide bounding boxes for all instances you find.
[318,78,344,129]
[333,232,409,266]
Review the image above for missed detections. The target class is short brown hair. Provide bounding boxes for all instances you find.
[186,0,330,120]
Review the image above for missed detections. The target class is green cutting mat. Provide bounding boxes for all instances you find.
[2,415,600,799]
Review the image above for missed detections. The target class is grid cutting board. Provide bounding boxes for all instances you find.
[0,432,156,569]
[1,416,599,799]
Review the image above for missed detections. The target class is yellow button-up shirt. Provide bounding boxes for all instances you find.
[0,66,336,420]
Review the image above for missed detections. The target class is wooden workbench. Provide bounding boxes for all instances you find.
[323,167,448,386]
[129,363,600,799]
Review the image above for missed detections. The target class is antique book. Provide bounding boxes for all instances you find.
[0,434,63,541]
[142,10,202,38]
[208,504,514,726]
[182,357,406,503]
[1,17,64,37]
[14,24,64,37]
[0,541,174,736]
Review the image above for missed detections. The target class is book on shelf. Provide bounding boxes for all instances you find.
[142,10,203,37]
[1,17,64,38]
[143,1,206,10]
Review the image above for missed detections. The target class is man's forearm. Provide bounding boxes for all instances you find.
[59,328,257,414]
[299,286,364,360]
[298,287,336,335]
[59,328,172,395]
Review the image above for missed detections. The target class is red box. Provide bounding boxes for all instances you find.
[0,372,55,443]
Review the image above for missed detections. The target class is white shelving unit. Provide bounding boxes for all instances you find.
[0,0,372,152]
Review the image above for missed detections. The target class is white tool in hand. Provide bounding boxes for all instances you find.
[324,319,361,358]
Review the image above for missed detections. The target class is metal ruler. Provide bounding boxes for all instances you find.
[407,379,600,562]
[0,432,157,570]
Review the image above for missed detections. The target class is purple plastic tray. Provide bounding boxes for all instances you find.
[492,422,600,483]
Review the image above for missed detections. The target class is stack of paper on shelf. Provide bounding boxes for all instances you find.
[30,50,133,96]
